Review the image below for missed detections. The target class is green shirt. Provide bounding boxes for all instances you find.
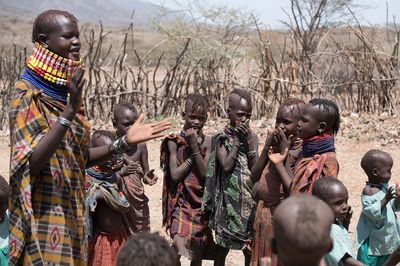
[355,183,400,256]
[325,222,356,266]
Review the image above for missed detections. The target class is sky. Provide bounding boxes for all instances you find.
[147,0,400,28]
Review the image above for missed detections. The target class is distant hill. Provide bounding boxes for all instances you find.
[0,0,173,27]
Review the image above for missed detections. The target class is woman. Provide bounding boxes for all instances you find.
[8,9,170,265]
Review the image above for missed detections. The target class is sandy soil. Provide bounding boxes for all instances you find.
[1,131,399,266]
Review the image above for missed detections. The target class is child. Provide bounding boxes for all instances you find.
[0,175,8,266]
[86,130,130,266]
[250,98,305,266]
[272,194,334,266]
[117,232,178,266]
[355,149,400,266]
[203,89,259,266]
[312,177,363,266]
[269,98,340,194]
[160,93,215,266]
[113,103,157,233]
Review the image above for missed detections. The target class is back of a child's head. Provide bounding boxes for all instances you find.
[312,176,345,202]
[32,10,78,43]
[309,98,340,135]
[273,194,333,266]
[360,149,393,176]
[90,130,115,148]
[185,93,209,112]
[117,232,178,266]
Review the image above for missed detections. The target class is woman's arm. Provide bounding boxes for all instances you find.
[29,67,85,176]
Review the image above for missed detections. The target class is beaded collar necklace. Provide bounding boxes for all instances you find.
[26,42,80,87]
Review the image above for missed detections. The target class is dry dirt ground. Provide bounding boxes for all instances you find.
[1,118,400,265]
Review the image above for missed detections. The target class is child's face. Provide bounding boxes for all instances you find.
[114,108,139,137]
[183,101,207,132]
[297,104,325,139]
[44,15,80,61]
[228,97,252,127]
[372,155,393,183]
[326,184,349,223]
[275,105,303,138]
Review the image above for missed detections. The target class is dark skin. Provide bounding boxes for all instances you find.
[217,96,259,175]
[167,101,213,266]
[216,95,259,266]
[0,189,8,222]
[28,15,170,177]
[113,108,157,185]
[362,154,400,211]
[385,246,400,266]
[269,103,334,190]
[273,196,334,266]
[90,135,124,234]
[323,184,362,266]
[251,104,303,185]
[168,102,211,186]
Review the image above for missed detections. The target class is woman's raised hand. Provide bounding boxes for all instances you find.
[125,114,171,145]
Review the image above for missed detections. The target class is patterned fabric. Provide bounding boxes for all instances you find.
[355,183,400,256]
[302,132,335,157]
[291,151,339,194]
[9,80,90,265]
[86,177,130,214]
[251,141,302,266]
[120,162,151,233]
[160,134,209,245]
[88,228,128,266]
[203,130,255,250]
[27,42,80,87]
[251,201,273,266]
[255,140,302,207]
[324,222,356,266]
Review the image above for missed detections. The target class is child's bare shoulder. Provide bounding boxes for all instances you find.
[138,142,147,150]
[362,185,380,196]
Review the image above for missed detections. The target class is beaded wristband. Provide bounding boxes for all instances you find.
[57,116,72,128]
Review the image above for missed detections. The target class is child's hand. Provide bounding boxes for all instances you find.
[66,66,86,115]
[268,146,288,165]
[143,169,158,186]
[275,127,292,154]
[121,159,144,176]
[236,119,252,144]
[385,186,396,202]
[185,128,199,150]
[343,206,353,230]
[263,129,275,152]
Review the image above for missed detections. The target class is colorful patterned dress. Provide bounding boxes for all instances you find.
[203,127,255,250]
[291,133,339,194]
[161,134,210,252]
[9,80,90,265]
